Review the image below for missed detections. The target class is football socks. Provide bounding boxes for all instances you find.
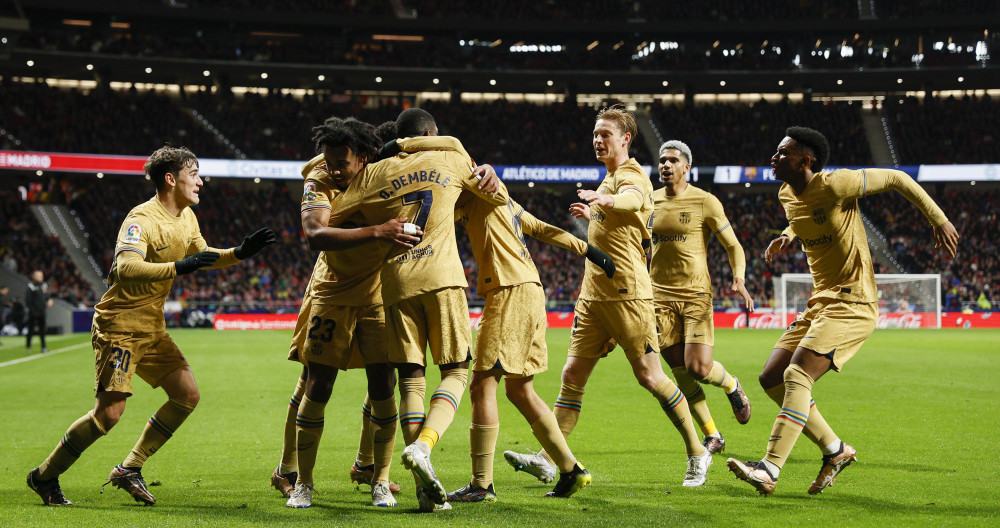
[702,361,738,394]
[671,366,718,436]
[531,411,577,473]
[470,423,500,488]
[122,398,196,468]
[38,410,108,480]
[399,377,427,444]
[418,367,468,450]
[370,396,399,482]
[652,376,705,456]
[356,395,375,468]
[764,383,839,452]
[294,395,327,486]
[764,364,815,469]
[541,382,586,463]
[279,377,306,473]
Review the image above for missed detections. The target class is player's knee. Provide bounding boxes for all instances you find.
[759,366,783,389]
[783,364,813,388]
[503,382,530,405]
[95,407,124,430]
[635,373,661,392]
[687,360,712,380]
[179,388,200,407]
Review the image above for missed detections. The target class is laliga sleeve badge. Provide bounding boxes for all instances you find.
[302,182,318,203]
[123,223,142,244]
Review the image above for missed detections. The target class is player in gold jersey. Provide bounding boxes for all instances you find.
[387,137,616,501]
[272,117,420,508]
[27,146,276,506]
[327,109,508,512]
[727,126,959,496]
[651,140,753,456]
[506,104,712,487]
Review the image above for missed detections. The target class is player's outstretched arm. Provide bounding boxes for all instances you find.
[839,168,956,257]
[175,251,221,275]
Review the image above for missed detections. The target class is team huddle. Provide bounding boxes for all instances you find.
[26,105,959,510]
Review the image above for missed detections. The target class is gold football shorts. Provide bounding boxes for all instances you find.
[474,283,547,377]
[654,295,715,349]
[385,287,472,367]
[568,299,658,361]
[93,326,188,395]
[300,302,387,370]
[774,298,878,371]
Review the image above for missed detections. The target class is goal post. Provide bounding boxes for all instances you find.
[778,273,942,329]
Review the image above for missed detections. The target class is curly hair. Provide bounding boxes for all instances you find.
[596,103,638,146]
[144,145,198,191]
[786,126,831,172]
[311,117,381,163]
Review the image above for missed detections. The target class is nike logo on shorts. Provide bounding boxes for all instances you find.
[156,246,170,251]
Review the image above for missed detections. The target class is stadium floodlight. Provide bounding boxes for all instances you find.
[26,60,34,66]
[87,64,94,70]
[779,273,942,328]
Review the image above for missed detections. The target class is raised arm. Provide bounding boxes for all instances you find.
[843,168,958,258]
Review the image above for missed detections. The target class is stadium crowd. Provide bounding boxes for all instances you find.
[649,99,873,167]
[885,95,1000,165]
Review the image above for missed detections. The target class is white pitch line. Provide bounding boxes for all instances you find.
[0,341,90,369]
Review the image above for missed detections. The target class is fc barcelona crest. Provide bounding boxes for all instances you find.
[812,208,827,224]
[679,212,691,224]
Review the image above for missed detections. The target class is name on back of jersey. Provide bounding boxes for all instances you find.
[378,169,451,199]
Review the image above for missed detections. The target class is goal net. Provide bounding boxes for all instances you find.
[777,274,942,329]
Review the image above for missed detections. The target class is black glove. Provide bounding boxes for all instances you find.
[175,251,220,275]
[585,244,616,278]
[377,139,401,161]
[234,227,277,259]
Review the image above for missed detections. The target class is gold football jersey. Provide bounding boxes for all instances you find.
[579,158,654,301]
[458,189,588,296]
[780,168,947,303]
[328,136,507,306]
[300,155,387,306]
[94,196,237,333]
[650,185,745,301]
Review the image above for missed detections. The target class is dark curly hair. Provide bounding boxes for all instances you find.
[786,126,830,172]
[311,117,381,163]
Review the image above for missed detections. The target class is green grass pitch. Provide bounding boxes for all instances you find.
[1,328,998,527]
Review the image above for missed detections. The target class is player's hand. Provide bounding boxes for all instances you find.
[933,220,959,259]
[732,277,755,313]
[763,234,792,263]
[569,202,591,220]
[585,244,616,278]
[473,164,500,197]
[577,189,614,208]
[175,251,221,275]
[235,227,278,259]
[374,217,422,248]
